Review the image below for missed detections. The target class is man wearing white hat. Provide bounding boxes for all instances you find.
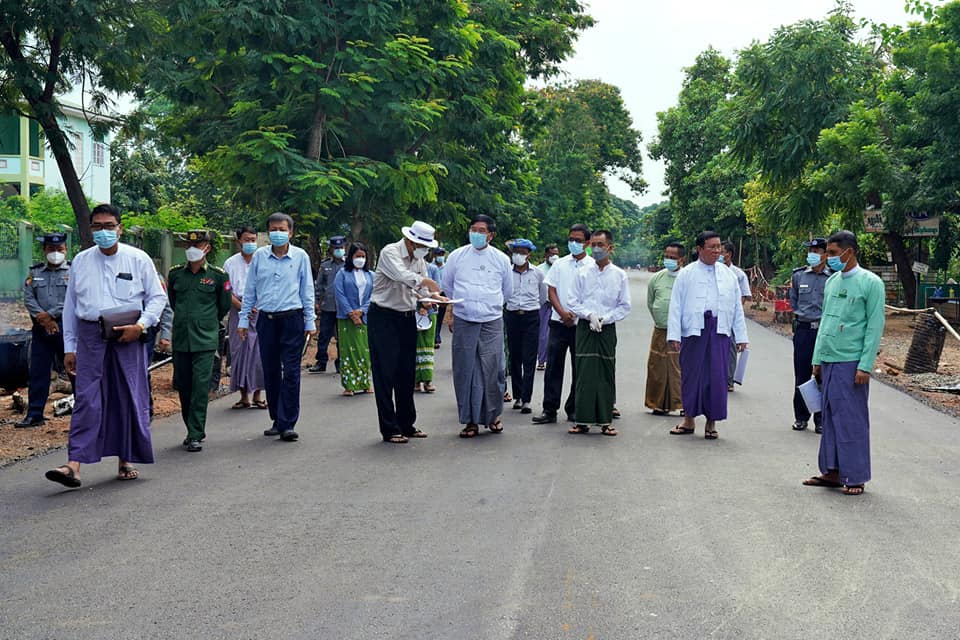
[368,220,443,444]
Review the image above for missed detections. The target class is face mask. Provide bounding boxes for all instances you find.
[269,230,289,247]
[353,257,366,269]
[185,247,206,262]
[469,231,488,250]
[413,247,430,259]
[46,251,65,266]
[807,252,822,267]
[568,240,584,255]
[718,255,726,265]
[435,256,445,265]
[826,251,847,272]
[242,242,257,255]
[547,255,558,265]
[511,253,528,266]
[93,229,118,249]
[592,247,609,262]
[663,258,679,272]
[333,248,345,259]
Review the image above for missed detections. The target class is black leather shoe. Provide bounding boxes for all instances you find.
[308,363,325,373]
[814,423,823,434]
[792,421,808,431]
[531,412,557,424]
[182,439,202,452]
[520,404,532,414]
[512,400,522,410]
[280,430,299,442]
[263,428,280,436]
[15,416,45,428]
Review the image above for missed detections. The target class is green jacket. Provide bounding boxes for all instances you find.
[167,262,233,352]
[812,268,885,371]
[646,268,677,329]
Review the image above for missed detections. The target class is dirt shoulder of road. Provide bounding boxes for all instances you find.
[745,301,960,420]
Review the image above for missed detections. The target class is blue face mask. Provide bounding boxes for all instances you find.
[242,242,257,255]
[92,229,118,249]
[592,247,609,262]
[806,252,822,267]
[718,255,726,265]
[469,231,488,250]
[333,248,345,259]
[269,231,289,247]
[568,240,584,255]
[435,256,445,265]
[826,253,847,272]
[663,258,679,272]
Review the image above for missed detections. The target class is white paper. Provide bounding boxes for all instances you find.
[416,313,434,331]
[797,378,822,414]
[733,348,749,384]
[418,298,463,304]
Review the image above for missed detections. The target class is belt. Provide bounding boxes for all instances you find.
[506,309,538,315]
[370,303,415,318]
[797,320,820,330]
[262,308,302,320]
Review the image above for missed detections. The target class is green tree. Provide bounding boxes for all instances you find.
[0,0,160,246]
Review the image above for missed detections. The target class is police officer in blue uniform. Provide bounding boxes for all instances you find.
[789,237,832,433]
[309,235,345,373]
[17,232,74,428]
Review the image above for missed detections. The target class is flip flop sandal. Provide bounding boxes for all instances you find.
[251,400,268,409]
[842,485,865,495]
[459,424,479,438]
[669,425,694,435]
[117,465,139,481]
[407,430,428,438]
[803,476,843,488]
[45,465,81,488]
[612,409,621,419]
[601,425,618,436]
[424,383,437,393]
[487,420,504,433]
[385,435,409,444]
[232,400,251,409]
[704,430,719,440]
[568,425,590,434]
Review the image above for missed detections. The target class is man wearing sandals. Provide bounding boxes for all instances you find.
[803,230,884,496]
[167,230,233,452]
[442,214,513,438]
[567,230,631,437]
[45,204,168,488]
[667,230,748,440]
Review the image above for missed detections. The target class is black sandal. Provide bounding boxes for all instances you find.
[385,435,409,444]
[601,425,618,436]
[117,464,140,480]
[45,465,81,488]
[487,419,503,433]
[568,424,590,434]
[459,424,479,438]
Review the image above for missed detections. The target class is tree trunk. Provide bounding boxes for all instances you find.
[883,232,916,308]
[40,117,93,247]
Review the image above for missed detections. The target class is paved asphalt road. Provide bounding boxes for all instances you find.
[2,271,959,640]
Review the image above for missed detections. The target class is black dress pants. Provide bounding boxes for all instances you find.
[542,320,577,418]
[368,303,418,439]
[505,310,540,404]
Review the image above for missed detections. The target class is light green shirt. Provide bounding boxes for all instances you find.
[647,268,677,329]
[812,267,886,371]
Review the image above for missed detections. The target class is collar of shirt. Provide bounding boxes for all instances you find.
[841,265,861,279]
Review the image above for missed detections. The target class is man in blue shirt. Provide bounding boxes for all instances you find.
[238,213,317,442]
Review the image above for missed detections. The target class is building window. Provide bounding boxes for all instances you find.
[93,142,106,167]
[29,120,41,157]
[0,115,20,155]
[0,159,6,169]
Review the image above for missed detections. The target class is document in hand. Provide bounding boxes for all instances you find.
[797,378,822,414]
[733,348,749,385]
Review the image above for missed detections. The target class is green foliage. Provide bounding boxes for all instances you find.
[123,206,207,232]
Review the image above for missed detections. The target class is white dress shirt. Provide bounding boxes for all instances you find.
[223,252,252,298]
[353,268,369,301]
[442,244,513,323]
[729,264,752,298]
[62,243,169,352]
[568,262,632,325]
[543,253,595,321]
[506,266,546,311]
[667,259,748,343]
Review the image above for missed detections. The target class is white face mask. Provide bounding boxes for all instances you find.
[185,247,206,262]
[413,247,430,259]
[511,253,528,266]
[46,251,65,266]
[353,257,366,269]
[547,255,558,265]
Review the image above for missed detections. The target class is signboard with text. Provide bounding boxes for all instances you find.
[863,209,941,237]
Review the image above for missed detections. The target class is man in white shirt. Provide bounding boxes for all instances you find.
[504,239,546,414]
[45,204,168,489]
[721,240,752,391]
[536,243,559,369]
[532,224,594,424]
[442,214,513,437]
[567,230,631,436]
[667,231,749,440]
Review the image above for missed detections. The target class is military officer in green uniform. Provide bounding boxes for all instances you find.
[18,232,74,427]
[167,230,233,452]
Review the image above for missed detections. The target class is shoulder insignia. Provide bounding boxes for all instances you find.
[170,263,186,271]
[224,280,232,291]
[209,264,226,274]
[791,266,806,273]
[30,262,45,269]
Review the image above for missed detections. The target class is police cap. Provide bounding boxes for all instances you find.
[38,232,67,246]
[185,230,212,243]
[328,235,346,248]
[803,237,828,250]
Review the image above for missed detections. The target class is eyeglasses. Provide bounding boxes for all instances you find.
[91,223,119,231]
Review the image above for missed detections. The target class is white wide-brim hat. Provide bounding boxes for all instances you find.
[401,221,439,248]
